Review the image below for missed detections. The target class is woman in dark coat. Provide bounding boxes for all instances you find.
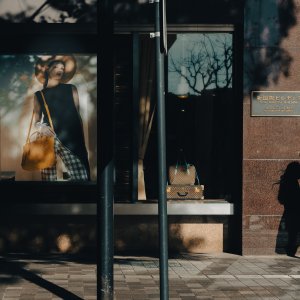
[278,161,300,256]
[33,56,90,181]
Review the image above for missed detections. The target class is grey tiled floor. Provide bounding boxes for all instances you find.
[1,253,300,299]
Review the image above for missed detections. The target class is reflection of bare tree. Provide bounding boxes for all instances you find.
[169,34,232,94]
[0,0,97,23]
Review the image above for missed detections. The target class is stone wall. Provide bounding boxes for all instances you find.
[115,216,229,254]
[0,215,229,254]
[243,0,300,254]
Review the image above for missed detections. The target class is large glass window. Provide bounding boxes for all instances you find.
[166,33,234,199]
[168,33,232,95]
[114,30,235,201]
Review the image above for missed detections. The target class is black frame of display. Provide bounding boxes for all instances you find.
[0,23,99,203]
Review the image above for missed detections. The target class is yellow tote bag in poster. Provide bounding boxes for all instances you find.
[21,91,56,171]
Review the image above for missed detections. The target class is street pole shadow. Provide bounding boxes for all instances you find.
[0,258,83,300]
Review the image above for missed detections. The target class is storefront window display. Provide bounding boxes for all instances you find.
[113,32,235,200]
[166,33,234,199]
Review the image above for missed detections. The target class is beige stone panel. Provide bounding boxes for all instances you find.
[115,220,223,253]
[243,181,283,215]
[169,224,223,253]
[241,215,291,255]
[243,229,286,255]
[264,48,300,91]
[243,159,289,182]
[243,101,300,159]
[242,160,294,215]
[281,5,300,49]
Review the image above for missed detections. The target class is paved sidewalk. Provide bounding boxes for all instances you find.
[1,253,300,299]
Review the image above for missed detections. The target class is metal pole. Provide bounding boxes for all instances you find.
[154,1,169,299]
[99,0,114,298]
[132,33,140,203]
[99,162,114,300]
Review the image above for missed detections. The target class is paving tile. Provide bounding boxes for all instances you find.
[2,253,300,299]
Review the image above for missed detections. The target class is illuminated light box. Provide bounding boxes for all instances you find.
[0,54,97,182]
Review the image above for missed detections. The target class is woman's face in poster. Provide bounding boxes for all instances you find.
[48,63,65,81]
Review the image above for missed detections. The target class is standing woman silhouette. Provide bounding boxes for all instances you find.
[278,161,300,256]
[32,55,90,181]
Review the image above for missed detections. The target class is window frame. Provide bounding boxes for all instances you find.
[113,24,241,203]
[0,23,99,203]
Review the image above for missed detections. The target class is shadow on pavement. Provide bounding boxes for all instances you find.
[0,257,84,300]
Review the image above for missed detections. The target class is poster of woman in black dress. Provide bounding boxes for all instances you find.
[33,56,90,181]
[0,54,97,181]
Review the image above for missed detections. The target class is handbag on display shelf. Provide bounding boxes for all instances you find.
[167,149,204,200]
[169,163,196,185]
[168,149,196,185]
[21,91,56,171]
[166,184,204,200]
[167,170,204,200]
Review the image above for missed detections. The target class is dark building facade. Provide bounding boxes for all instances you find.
[0,0,299,256]
[112,0,300,255]
[243,0,300,254]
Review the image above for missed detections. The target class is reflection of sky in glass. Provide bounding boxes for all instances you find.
[0,0,96,23]
[168,33,233,96]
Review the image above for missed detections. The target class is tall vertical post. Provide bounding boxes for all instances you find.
[132,33,140,203]
[99,0,114,299]
[99,162,114,300]
[154,0,169,299]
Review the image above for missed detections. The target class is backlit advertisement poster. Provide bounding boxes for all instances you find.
[0,54,97,181]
